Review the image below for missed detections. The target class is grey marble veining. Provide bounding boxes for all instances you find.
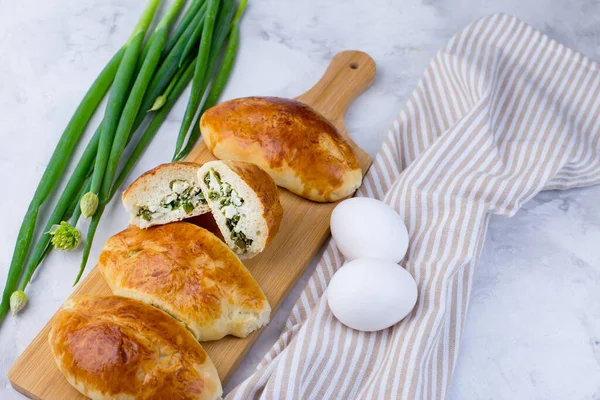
[1,0,599,398]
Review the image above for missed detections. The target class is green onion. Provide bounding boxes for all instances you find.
[140,0,186,64]
[164,0,206,56]
[76,0,188,283]
[174,0,221,158]
[76,60,197,285]
[111,58,197,199]
[84,0,161,217]
[0,47,125,322]
[15,0,175,296]
[17,18,183,290]
[138,2,208,124]
[74,213,101,285]
[197,0,237,87]
[175,0,235,121]
[4,0,248,320]
[48,222,81,251]
[148,59,188,111]
[204,0,245,110]
[148,93,167,112]
[67,178,92,225]
[69,178,92,227]
[14,137,97,295]
[174,0,245,160]
[103,1,175,198]
[80,192,99,218]
[10,170,90,315]
[10,291,27,316]
[178,14,209,66]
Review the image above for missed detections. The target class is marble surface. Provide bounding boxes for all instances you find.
[1,0,600,398]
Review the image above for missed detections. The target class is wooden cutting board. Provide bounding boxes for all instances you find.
[8,50,375,400]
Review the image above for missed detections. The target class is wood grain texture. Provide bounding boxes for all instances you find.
[8,50,375,400]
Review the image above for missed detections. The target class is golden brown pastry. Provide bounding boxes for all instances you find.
[98,222,271,341]
[198,160,283,259]
[48,295,222,400]
[200,96,363,202]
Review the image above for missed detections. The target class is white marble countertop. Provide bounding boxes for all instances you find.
[2,0,600,398]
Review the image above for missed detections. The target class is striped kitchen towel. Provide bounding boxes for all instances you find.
[228,13,600,399]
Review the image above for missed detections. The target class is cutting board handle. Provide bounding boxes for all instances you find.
[296,50,375,172]
[295,50,376,127]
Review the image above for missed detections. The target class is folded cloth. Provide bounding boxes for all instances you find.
[228,13,600,399]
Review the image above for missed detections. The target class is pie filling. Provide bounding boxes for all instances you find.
[204,170,253,252]
[136,179,206,222]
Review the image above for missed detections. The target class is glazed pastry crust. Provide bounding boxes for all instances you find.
[48,295,222,400]
[200,96,363,202]
[98,222,271,341]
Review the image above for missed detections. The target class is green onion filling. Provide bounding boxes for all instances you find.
[138,207,153,221]
[231,230,252,250]
[204,169,252,251]
[136,179,205,221]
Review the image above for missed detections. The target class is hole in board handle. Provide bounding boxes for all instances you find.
[349,62,358,69]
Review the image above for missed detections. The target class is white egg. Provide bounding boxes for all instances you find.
[330,198,408,263]
[327,258,418,332]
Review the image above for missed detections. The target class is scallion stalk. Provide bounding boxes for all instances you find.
[164,0,206,57]
[0,46,125,323]
[13,133,98,299]
[202,0,245,111]
[112,57,197,199]
[3,0,249,320]
[140,0,186,64]
[45,0,191,287]
[10,162,92,314]
[76,59,197,285]
[103,0,176,196]
[76,0,186,283]
[174,0,245,160]
[173,0,221,157]
[148,65,183,111]
[137,2,208,124]
[83,0,161,218]
[178,4,213,67]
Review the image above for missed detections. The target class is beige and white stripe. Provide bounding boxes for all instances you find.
[227,13,600,399]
